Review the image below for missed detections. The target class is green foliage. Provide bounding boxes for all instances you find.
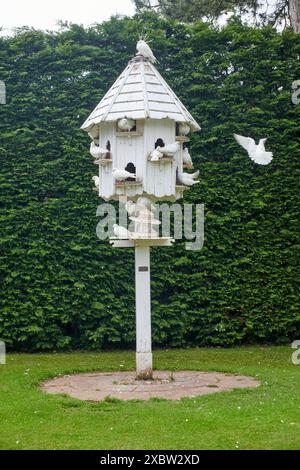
[132,1,294,31]
[0,15,300,351]
[0,348,300,449]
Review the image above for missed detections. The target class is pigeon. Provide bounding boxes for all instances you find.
[92,176,100,187]
[136,40,156,63]
[157,142,180,156]
[178,173,200,187]
[90,142,108,159]
[183,147,193,168]
[117,118,136,132]
[178,123,190,136]
[130,208,160,225]
[112,168,136,181]
[150,148,164,161]
[183,170,199,180]
[125,200,155,217]
[125,200,138,217]
[113,224,132,239]
[136,197,156,213]
[234,134,273,165]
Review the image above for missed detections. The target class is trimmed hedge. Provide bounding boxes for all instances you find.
[0,14,300,350]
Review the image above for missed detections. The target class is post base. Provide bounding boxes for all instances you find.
[136,352,153,380]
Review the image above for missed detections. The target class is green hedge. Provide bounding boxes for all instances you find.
[0,14,300,350]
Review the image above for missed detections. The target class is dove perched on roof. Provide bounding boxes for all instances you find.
[183,147,193,169]
[234,134,273,165]
[136,40,156,63]
[112,168,136,181]
[113,224,133,239]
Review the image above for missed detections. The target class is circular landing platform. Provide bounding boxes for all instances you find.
[41,371,260,402]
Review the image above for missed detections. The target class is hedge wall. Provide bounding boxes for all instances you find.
[0,14,300,350]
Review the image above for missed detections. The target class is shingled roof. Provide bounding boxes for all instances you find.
[81,55,200,132]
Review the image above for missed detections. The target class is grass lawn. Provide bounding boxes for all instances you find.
[0,346,299,450]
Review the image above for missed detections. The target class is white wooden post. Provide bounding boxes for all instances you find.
[135,245,153,379]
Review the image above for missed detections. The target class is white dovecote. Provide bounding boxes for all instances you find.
[82,42,201,380]
[81,51,200,202]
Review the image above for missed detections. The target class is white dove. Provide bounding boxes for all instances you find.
[125,200,138,217]
[157,142,180,156]
[92,176,99,187]
[113,224,132,239]
[136,40,156,63]
[150,148,164,161]
[183,147,193,168]
[234,134,273,165]
[90,142,108,159]
[112,168,136,181]
[136,197,156,213]
[178,123,190,136]
[178,173,200,187]
[183,170,199,180]
[117,118,136,132]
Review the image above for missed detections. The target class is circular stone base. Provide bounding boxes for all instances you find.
[41,371,260,401]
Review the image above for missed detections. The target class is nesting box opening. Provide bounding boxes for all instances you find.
[155,138,165,149]
[125,162,136,181]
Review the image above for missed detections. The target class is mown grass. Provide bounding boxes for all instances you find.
[0,347,299,450]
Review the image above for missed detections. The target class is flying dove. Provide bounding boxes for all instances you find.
[234,134,273,165]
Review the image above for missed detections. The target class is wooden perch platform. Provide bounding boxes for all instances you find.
[94,158,113,165]
[109,236,175,248]
[148,156,174,163]
[176,136,190,143]
[116,131,143,137]
[115,180,143,187]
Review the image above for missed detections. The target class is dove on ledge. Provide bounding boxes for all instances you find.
[150,148,164,161]
[113,224,132,239]
[92,176,99,187]
[234,134,273,165]
[183,170,199,180]
[183,148,193,169]
[90,142,109,159]
[117,118,136,132]
[178,173,200,187]
[157,142,180,156]
[112,168,136,181]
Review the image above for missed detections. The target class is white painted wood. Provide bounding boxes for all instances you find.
[144,119,176,198]
[98,122,115,200]
[81,56,200,132]
[135,245,152,379]
[110,237,174,248]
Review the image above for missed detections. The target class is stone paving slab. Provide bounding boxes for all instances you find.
[41,371,260,401]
